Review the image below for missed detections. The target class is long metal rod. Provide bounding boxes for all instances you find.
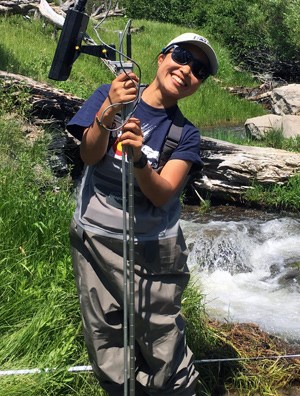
[127,148,135,396]
[122,147,129,396]
[120,19,135,395]
[122,145,135,396]
[121,104,135,396]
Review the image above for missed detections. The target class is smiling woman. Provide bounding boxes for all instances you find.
[67,32,218,396]
[151,33,218,105]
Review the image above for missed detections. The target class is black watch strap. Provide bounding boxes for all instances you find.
[133,152,148,169]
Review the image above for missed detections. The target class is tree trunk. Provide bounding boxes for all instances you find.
[197,137,300,202]
[0,0,39,15]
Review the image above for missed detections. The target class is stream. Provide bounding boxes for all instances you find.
[181,206,300,343]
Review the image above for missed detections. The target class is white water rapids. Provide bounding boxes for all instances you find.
[181,214,300,342]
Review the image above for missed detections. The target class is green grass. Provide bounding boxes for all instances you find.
[0,116,107,395]
[244,174,300,211]
[0,15,265,127]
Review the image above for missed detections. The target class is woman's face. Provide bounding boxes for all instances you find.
[156,43,210,104]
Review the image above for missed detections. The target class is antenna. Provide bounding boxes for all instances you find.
[48,0,115,81]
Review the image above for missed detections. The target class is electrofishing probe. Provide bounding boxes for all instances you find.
[48,2,140,395]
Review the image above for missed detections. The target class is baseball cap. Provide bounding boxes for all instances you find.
[162,33,218,76]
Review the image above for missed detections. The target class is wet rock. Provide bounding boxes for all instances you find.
[278,268,300,290]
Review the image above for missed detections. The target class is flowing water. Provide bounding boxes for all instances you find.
[181,207,300,343]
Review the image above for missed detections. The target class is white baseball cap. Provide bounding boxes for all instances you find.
[162,32,218,76]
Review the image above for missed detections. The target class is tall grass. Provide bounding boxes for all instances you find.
[0,15,265,127]
[0,115,105,395]
[244,174,300,211]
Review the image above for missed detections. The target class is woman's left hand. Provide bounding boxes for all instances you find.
[119,117,144,162]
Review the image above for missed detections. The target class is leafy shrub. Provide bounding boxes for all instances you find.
[121,0,207,27]
[201,0,300,81]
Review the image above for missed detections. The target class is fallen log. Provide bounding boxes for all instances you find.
[92,8,125,20]
[197,137,300,201]
[0,0,39,15]
[38,0,65,28]
[1,70,300,202]
[0,70,83,127]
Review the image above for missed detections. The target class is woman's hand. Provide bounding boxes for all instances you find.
[119,117,143,161]
[80,73,139,165]
[107,72,139,112]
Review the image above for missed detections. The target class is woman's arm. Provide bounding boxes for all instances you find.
[134,159,192,207]
[80,72,139,165]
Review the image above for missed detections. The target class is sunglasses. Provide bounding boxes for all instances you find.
[167,45,210,81]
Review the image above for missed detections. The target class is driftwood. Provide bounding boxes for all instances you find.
[0,0,39,15]
[197,137,300,201]
[0,71,83,127]
[38,0,65,28]
[0,0,124,23]
[37,0,124,28]
[92,8,125,20]
[1,71,300,202]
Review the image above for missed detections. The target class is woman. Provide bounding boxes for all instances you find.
[68,32,218,396]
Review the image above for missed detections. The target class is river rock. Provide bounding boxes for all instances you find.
[245,114,300,139]
[271,84,300,115]
[245,114,282,139]
[277,268,300,291]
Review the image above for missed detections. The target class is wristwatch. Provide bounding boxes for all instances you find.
[133,152,148,169]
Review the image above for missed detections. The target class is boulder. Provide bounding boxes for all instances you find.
[271,84,300,115]
[245,115,282,139]
[281,115,300,138]
[245,114,300,139]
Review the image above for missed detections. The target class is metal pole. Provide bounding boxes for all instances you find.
[120,29,135,396]
[127,145,135,396]
[121,120,135,396]
[122,146,129,396]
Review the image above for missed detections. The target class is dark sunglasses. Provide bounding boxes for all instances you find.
[167,45,210,81]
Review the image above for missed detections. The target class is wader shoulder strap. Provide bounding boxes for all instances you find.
[159,108,185,167]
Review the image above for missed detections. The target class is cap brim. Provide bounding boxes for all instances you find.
[163,33,218,75]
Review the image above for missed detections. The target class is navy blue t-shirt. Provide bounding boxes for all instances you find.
[67,84,202,170]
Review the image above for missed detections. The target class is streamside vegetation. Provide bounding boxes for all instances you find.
[121,0,300,83]
[0,10,299,396]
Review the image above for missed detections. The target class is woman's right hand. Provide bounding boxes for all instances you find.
[80,72,139,166]
[107,72,139,112]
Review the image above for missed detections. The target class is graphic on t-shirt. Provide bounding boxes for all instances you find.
[141,122,160,167]
[112,137,123,159]
[108,121,161,166]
